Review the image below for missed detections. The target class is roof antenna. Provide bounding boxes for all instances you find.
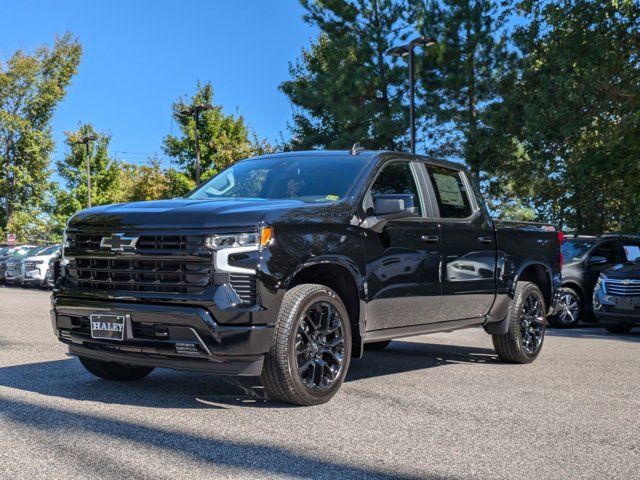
[350,142,365,155]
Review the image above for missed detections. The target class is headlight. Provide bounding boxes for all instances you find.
[205,226,272,251]
[597,274,607,295]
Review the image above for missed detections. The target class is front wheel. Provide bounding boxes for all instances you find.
[261,284,352,406]
[548,287,581,328]
[492,281,546,364]
[79,356,155,380]
[604,323,634,334]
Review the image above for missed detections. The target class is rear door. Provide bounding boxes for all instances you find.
[364,160,442,331]
[423,164,497,321]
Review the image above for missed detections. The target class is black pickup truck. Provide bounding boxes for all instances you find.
[52,150,561,405]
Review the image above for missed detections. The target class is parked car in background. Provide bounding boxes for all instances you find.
[44,252,60,289]
[1,246,36,284]
[549,234,640,328]
[22,244,61,288]
[593,257,640,333]
[5,246,46,284]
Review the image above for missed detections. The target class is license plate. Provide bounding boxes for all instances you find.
[90,314,126,340]
[614,298,637,311]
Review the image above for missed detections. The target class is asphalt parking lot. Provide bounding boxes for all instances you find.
[0,288,639,480]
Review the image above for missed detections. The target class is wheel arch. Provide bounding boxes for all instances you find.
[285,257,366,359]
[560,280,584,303]
[514,261,553,311]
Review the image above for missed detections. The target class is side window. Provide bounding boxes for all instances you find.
[426,165,473,219]
[591,242,620,264]
[370,162,423,216]
[622,241,640,262]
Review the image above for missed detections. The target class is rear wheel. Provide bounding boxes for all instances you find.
[604,323,634,334]
[492,281,546,364]
[364,340,391,351]
[79,357,155,381]
[548,287,581,328]
[261,284,352,406]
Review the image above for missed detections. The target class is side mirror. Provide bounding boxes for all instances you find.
[589,255,608,266]
[373,194,417,218]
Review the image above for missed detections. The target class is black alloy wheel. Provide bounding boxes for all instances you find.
[295,301,346,391]
[261,284,352,406]
[519,291,545,355]
[492,281,546,364]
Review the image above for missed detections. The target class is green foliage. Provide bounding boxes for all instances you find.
[163,82,255,183]
[0,33,82,240]
[411,0,514,175]
[51,123,123,236]
[489,0,640,232]
[281,0,410,150]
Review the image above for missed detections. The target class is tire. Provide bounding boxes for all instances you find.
[605,323,634,334]
[79,356,155,381]
[261,284,352,406]
[492,281,546,364]
[548,287,581,328]
[364,340,391,351]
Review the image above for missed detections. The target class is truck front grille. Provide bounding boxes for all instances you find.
[66,257,212,294]
[604,278,640,297]
[67,233,205,253]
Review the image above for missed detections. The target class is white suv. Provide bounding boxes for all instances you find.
[22,245,61,287]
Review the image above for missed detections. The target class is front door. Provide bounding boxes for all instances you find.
[364,161,442,331]
[425,165,497,321]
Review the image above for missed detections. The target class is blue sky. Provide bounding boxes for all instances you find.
[0,1,316,170]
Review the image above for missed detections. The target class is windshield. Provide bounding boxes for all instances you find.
[561,240,595,261]
[39,245,60,256]
[187,156,369,203]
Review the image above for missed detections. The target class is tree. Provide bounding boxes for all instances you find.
[0,33,82,236]
[52,123,123,235]
[125,157,172,202]
[489,0,640,232]
[281,0,410,150]
[162,82,255,193]
[410,0,513,176]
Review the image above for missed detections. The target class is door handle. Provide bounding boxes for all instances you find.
[421,234,439,243]
[478,235,493,244]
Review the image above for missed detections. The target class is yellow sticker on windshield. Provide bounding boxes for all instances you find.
[326,194,339,201]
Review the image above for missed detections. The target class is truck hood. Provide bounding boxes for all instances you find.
[67,198,335,230]
[605,262,640,279]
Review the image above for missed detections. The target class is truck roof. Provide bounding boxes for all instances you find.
[242,149,468,174]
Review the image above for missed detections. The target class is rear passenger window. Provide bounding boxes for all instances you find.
[623,242,640,262]
[427,166,473,218]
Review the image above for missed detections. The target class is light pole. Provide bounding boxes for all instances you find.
[387,37,436,154]
[68,134,98,208]
[180,104,213,185]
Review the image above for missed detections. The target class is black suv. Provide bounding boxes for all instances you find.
[52,150,561,405]
[550,234,640,328]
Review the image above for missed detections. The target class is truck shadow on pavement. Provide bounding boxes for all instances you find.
[0,396,445,480]
[0,341,496,409]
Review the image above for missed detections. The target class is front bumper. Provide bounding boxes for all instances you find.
[51,297,275,376]
[23,268,46,285]
[593,287,640,325]
[5,270,23,283]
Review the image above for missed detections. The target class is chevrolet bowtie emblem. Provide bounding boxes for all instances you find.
[100,233,139,252]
